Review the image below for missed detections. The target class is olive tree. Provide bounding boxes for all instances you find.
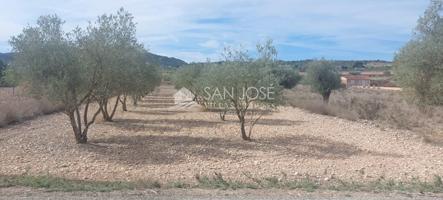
[0,60,6,85]
[394,0,443,106]
[174,63,207,105]
[10,15,100,143]
[197,63,232,120]
[304,60,341,103]
[203,41,283,141]
[79,8,146,121]
[121,49,161,108]
[1,66,20,95]
[271,66,301,89]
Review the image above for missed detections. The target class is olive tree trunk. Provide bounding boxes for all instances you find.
[322,90,331,104]
[119,95,128,111]
[239,118,250,141]
[132,95,138,106]
[66,99,101,144]
[100,95,120,122]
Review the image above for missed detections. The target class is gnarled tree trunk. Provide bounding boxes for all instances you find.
[120,95,128,111]
[238,115,251,141]
[66,98,101,144]
[322,90,331,104]
[219,108,227,121]
[132,95,138,106]
[100,95,120,122]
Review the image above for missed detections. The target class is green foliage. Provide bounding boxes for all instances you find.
[10,14,99,143]
[0,60,5,73]
[271,66,301,89]
[199,40,284,140]
[1,66,20,87]
[394,0,443,106]
[10,9,160,143]
[0,60,6,86]
[10,14,88,106]
[173,40,285,140]
[174,63,205,98]
[352,61,364,69]
[77,8,148,121]
[305,60,341,103]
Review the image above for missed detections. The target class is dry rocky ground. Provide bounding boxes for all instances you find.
[0,85,442,184]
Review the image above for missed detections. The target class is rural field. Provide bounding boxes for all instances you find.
[1,1,443,199]
[1,85,442,185]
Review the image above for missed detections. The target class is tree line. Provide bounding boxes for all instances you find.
[6,8,161,143]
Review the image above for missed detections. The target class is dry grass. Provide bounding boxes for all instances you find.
[284,85,443,142]
[0,87,61,127]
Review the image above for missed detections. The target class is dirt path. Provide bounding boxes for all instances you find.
[0,84,442,183]
[1,187,442,200]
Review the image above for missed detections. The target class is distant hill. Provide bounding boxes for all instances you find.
[145,52,187,68]
[2,51,391,71]
[0,52,187,68]
[0,53,14,64]
[277,59,392,71]
[193,59,392,71]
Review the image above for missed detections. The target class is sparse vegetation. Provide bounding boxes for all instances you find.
[0,174,159,192]
[0,88,61,127]
[284,85,443,134]
[2,173,442,194]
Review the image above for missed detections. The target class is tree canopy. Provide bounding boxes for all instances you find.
[394,0,443,106]
[174,40,287,140]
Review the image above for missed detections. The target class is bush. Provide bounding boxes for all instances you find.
[271,66,301,89]
[0,88,61,127]
[348,97,385,120]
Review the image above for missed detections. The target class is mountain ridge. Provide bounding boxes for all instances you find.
[0,52,187,68]
[1,52,391,70]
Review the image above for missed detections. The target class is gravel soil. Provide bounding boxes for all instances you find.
[0,85,442,183]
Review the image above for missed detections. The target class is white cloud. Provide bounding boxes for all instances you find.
[0,0,429,61]
[199,40,220,49]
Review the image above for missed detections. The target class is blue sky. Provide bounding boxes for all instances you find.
[0,0,429,62]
